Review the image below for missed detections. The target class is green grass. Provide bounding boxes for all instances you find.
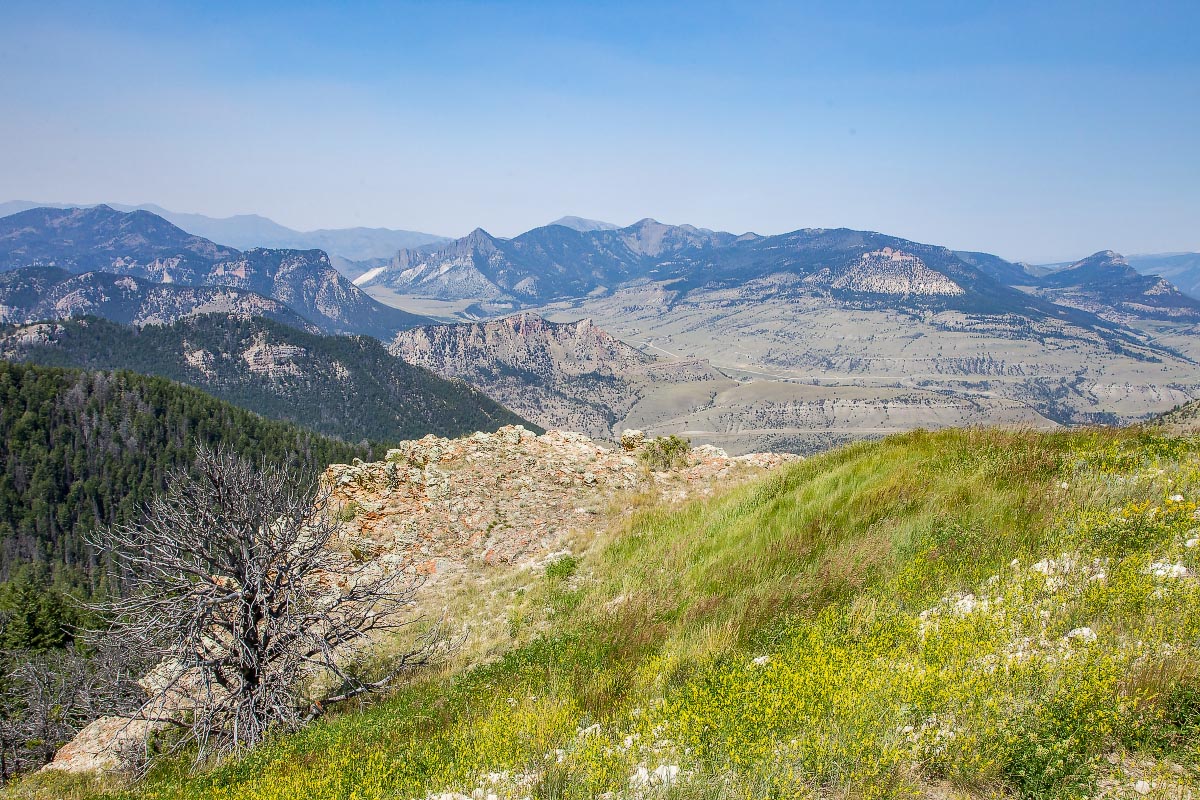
[11,426,1200,800]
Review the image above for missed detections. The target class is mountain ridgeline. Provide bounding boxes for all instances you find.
[0,315,533,444]
[971,249,1200,323]
[366,219,1133,324]
[0,200,449,261]
[0,206,430,338]
[0,266,318,331]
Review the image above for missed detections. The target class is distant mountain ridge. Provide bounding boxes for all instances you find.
[977,249,1200,323]
[1035,250,1200,322]
[0,206,429,338]
[547,216,621,232]
[0,200,449,261]
[366,219,1160,346]
[374,218,738,304]
[1127,252,1200,301]
[0,315,533,443]
[0,266,317,331]
[372,219,719,301]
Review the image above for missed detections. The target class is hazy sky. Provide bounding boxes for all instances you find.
[1,1,1197,262]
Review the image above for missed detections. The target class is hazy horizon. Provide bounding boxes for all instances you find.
[2,1,1197,263]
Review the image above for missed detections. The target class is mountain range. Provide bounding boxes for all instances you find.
[0,206,429,338]
[2,203,1198,451]
[364,219,1172,331]
[358,217,1200,443]
[0,200,448,262]
[0,315,531,443]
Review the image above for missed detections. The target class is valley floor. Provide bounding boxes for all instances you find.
[12,426,1200,800]
[367,287,1200,455]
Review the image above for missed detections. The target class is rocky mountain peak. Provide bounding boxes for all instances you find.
[463,227,499,246]
[1077,250,1131,269]
[1050,250,1140,284]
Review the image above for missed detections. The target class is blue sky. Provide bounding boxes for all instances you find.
[1,1,1196,261]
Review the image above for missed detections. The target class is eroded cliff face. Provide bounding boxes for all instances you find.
[389,314,656,439]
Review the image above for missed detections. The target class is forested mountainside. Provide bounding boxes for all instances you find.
[0,315,532,443]
[0,361,377,594]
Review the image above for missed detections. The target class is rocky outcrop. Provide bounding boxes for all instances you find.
[326,425,800,581]
[809,248,966,296]
[46,426,798,775]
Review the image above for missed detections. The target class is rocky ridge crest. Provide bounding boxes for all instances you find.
[44,425,799,775]
[325,425,800,579]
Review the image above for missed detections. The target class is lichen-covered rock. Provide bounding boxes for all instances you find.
[40,716,153,774]
[325,425,800,579]
[620,429,646,451]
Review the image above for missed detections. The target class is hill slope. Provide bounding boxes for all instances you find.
[0,206,429,338]
[0,316,533,443]
[23,426,1200,799]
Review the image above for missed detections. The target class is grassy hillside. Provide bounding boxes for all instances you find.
[17,426,1200,799]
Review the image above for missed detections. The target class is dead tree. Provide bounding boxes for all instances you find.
[89,445,434,758]
[0,645,143,779]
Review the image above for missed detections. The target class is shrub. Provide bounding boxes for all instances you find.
[545,554,579,581]
[639,435,692,471]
